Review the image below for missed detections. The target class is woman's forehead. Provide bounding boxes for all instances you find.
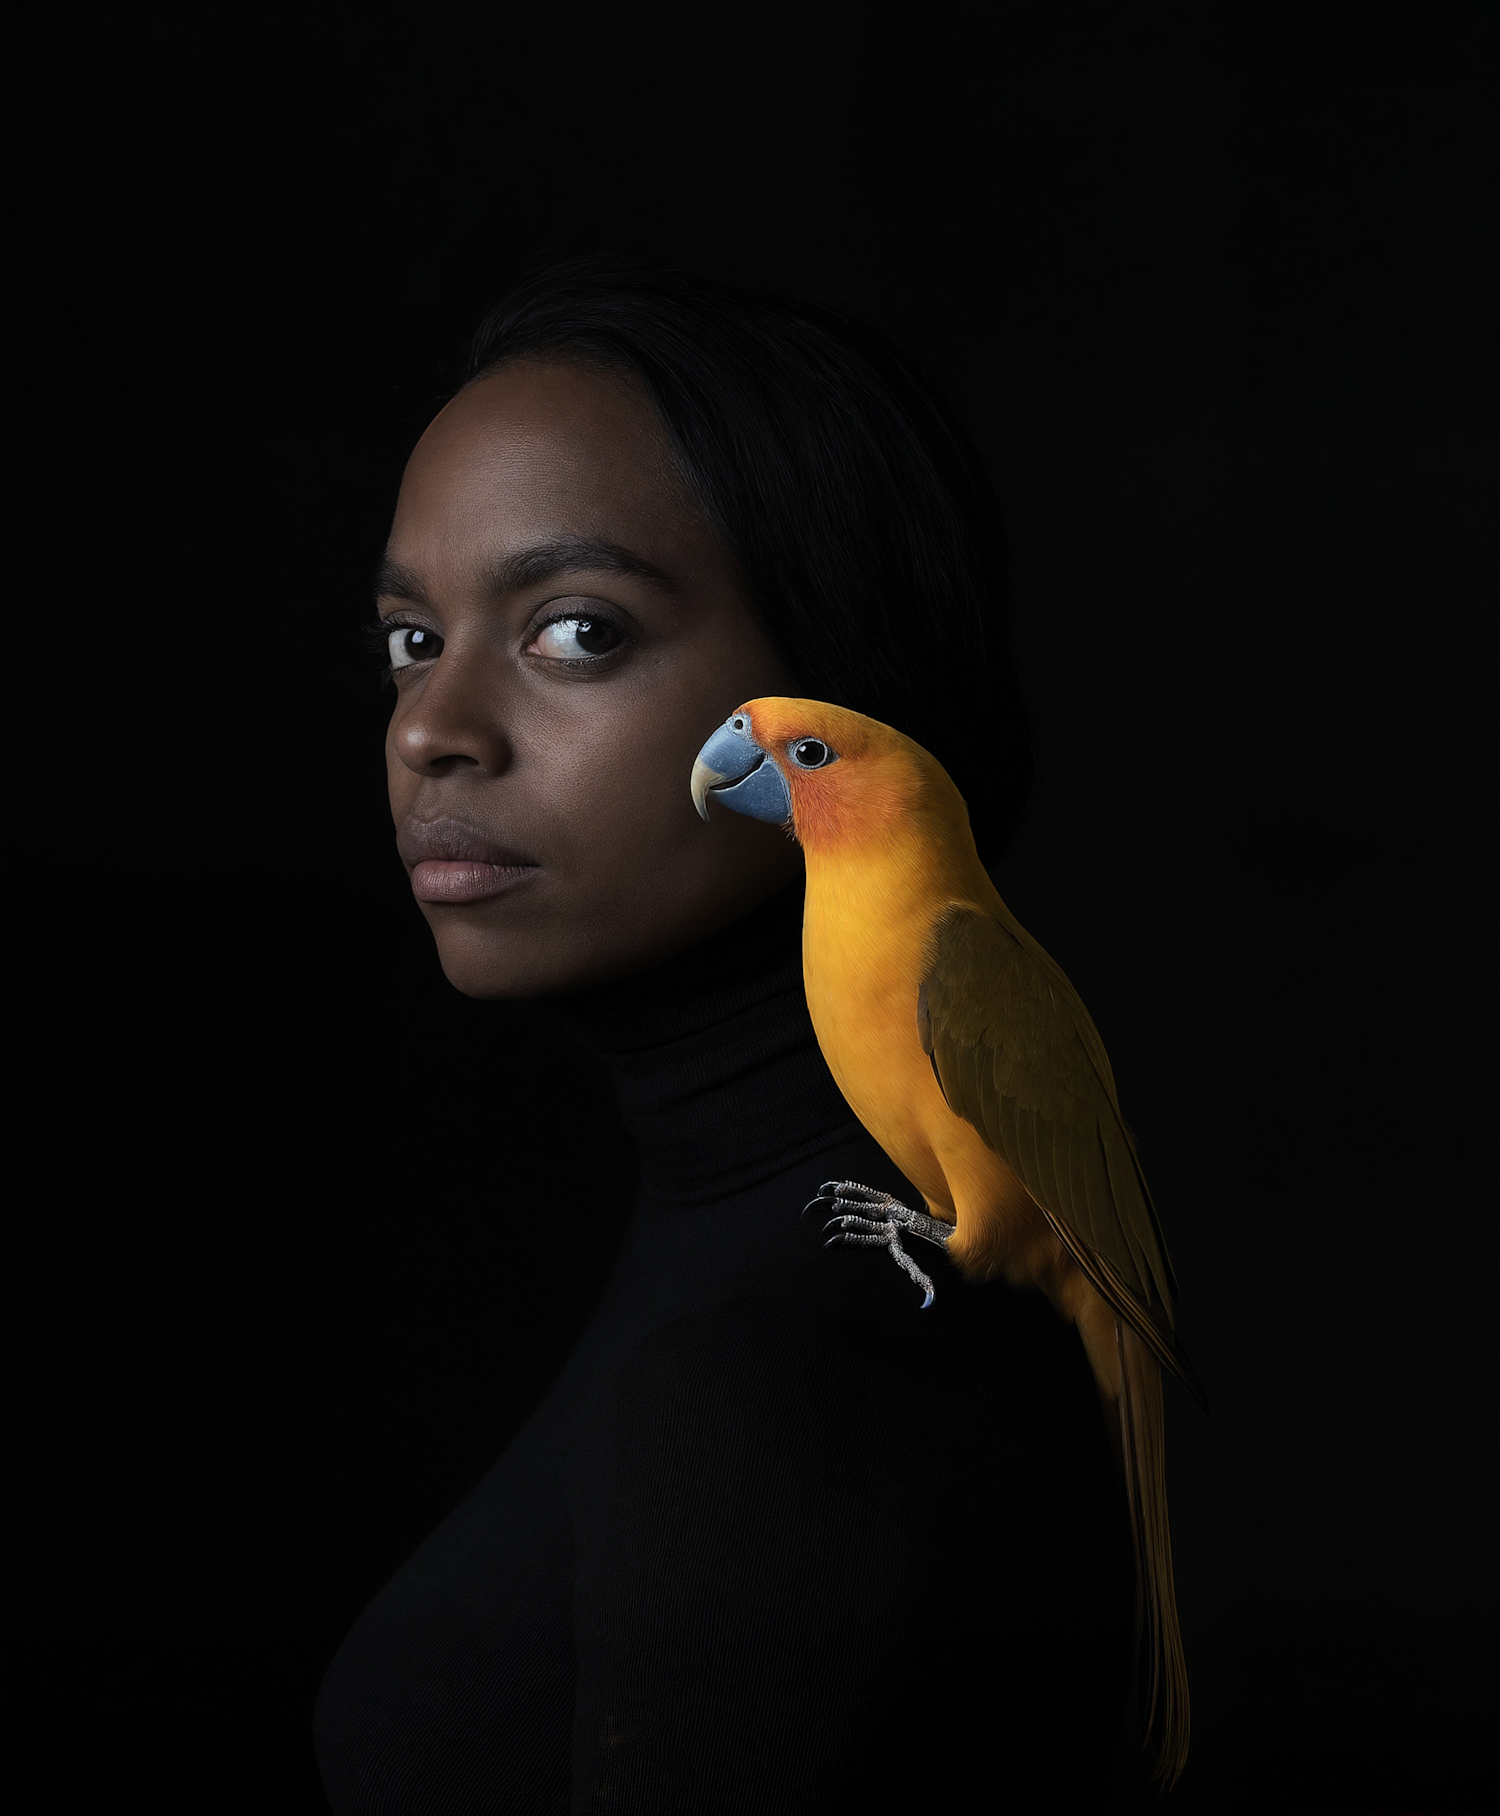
[390,360,705,565]
[414,362,670,487]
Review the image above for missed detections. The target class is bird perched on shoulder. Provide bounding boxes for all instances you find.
[691,697,1205,1788]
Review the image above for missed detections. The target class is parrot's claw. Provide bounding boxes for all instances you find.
[808,1180,952,1309]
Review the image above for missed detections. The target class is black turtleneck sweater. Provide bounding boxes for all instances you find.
[314,882,1135,1813]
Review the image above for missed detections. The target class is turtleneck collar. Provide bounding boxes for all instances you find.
[542,879,859,1206]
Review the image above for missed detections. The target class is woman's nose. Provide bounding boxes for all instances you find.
[389,645,515,777]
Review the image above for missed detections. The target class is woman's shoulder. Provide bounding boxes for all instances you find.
[589,1281,1117,1537]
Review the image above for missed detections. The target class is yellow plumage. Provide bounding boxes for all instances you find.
[710,697,1201,1787]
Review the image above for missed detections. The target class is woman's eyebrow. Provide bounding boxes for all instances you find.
[372,537,678,605]
[486,534,679,595]
[373,557,432,604]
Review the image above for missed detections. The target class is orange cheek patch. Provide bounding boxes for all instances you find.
[787,769,903,854]
[784,772,847,848]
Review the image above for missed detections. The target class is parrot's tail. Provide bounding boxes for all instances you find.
[1118,1320,1190,1787]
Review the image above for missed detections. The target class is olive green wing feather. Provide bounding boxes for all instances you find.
[918,906,1204,1405]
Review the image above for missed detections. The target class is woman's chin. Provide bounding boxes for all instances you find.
[432,940,572,1003]
[429,923,646,1002]
[423,859,806,1002]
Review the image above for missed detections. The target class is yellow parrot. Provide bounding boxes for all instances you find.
[691,697,1204,1788]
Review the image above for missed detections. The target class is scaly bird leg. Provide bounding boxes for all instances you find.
[805,1180,953,1309]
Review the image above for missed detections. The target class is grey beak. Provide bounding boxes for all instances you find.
[690,754,731,822]
[690,716,794,826]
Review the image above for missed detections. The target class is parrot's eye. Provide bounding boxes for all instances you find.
[789,738,835,770]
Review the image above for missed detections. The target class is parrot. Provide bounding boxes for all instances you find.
[690,697,1205,1789]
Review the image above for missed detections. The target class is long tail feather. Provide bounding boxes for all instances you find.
[1118,1320,1189,1786]
[1039,1201,1208,1412]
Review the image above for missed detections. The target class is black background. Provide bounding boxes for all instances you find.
[14,5,1495,1812]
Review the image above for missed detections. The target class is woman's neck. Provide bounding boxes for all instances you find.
[541,879,858,1205]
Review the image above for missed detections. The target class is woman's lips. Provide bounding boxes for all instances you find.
[398,817,540,904]
[409,858,539,904]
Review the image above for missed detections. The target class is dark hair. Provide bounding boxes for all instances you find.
[465,258,1034,862]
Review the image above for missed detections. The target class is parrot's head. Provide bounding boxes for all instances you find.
[690,697,966,857]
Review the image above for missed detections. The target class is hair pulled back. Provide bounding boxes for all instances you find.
[465,258,1034,862]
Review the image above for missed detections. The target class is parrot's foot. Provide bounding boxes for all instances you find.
[806,1180,953,1309]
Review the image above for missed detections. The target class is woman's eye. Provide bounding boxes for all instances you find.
[388,625,443,669]
[529,617,624,661]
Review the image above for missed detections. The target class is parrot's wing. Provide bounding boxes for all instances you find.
[919,907,1204,1405]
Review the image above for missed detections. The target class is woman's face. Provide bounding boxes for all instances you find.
[379,359,804,999]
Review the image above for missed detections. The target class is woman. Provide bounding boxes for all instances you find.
[314,261,1135,1812]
